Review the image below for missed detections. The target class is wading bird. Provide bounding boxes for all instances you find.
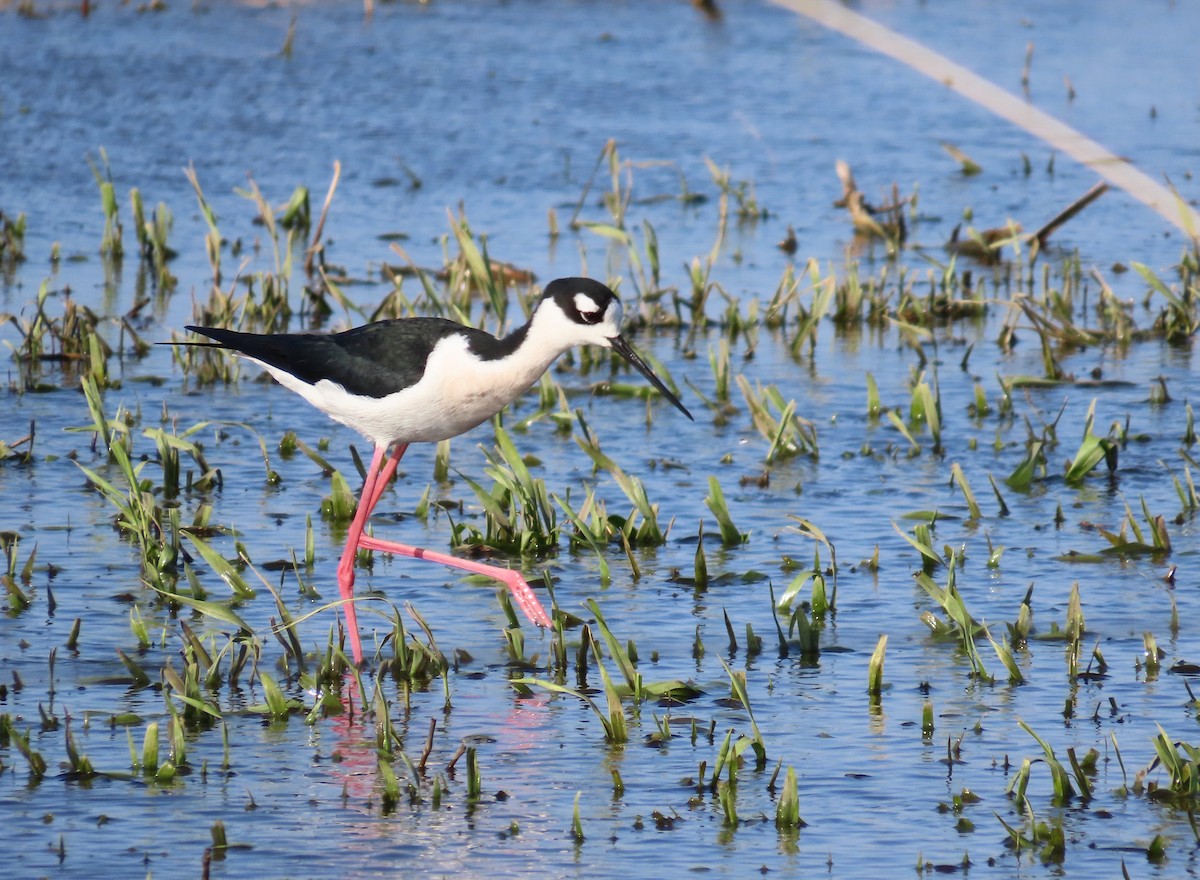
[184,277,692,664]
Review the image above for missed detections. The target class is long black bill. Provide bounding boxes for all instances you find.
[608,335,693,421]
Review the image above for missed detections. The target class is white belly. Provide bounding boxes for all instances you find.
[255,335,557,447]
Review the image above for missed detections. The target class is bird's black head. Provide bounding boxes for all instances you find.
[541,277,620,328]
[536,276,692,421]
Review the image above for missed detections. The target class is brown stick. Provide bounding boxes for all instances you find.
[418,717,436,774]
[1031,181,1110,251]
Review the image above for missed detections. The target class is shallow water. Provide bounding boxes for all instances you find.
[2,1,1200,878]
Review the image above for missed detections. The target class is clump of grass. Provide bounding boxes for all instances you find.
[867,634,888,697]
[0,532,35,613]
[162,628,224,729]
[378,757,401,813]
[1173,464,1199,517]
[1143,726,1200,806]
[1008,719,1088,807]
[942,142,982,176]
[0,209,27,269]
[772,577,820,659]
[0,421,35,464]
[1005,435,1048,491]
[87,149,123,262]
[210,820,228,853]
[138,720,172,780]
[1064,400,1117,484]
[834,160,907,247]
[895,517,944,575]
[717,657,766,767]
[786,518,838,614]
[908,373,943,452]
[456,424,559,556]
[865,371,883,419]
[248,671,302,721]
[183,163,222,285]
[922,700,935,737]
[4,715,48,780]
[129,606,152,649]
[708,337,732,403]
[554,486,612,584]
[692,519,709,588]
[774,765,805,830]
[585,600,643,702]
[736,377,819,462]
[511,665,628,745]
[574,413,672,547]
[950,463,982,520]
[236,175,296,292]
[1066,497,1173,560]
[987,627,1025,684]
[571,791,585,842]
[74,377,182,590]
[460,745,481,802]
[996,807,1067,865]
[779,262,834,354]
[515,607,702,743]
[1135,262,1200,344]
[5,282,121,390]
[706,157,767,225]
[1142,631,1163,678]
[130,187,177,290]
[704,477,747,546]
[915,550,991,680]
[376,604,450,696]
[717,778,739,828]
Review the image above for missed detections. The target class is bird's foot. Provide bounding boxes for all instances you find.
[501,570,553,629]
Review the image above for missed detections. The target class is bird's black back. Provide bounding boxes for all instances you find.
[187,318,531,399]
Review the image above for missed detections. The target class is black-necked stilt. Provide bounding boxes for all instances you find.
[183,277,692,664]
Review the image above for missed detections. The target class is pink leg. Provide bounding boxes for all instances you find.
[366,442,408,513]
[337,443,409,664]
[339,441,551,665]
[356,538,553,630]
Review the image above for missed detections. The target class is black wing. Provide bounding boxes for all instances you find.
[186,319,489,399]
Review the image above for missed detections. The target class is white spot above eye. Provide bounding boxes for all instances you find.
[574,292,601,320]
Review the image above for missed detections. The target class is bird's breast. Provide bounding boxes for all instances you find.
[300,335,559,447]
